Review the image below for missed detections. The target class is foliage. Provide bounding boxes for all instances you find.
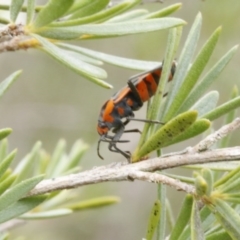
[0,1,239,240]
[2,0,184,88]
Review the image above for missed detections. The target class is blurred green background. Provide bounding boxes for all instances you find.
[0,0,240,239]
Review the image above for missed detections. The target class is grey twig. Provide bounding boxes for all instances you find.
[194,117,240,152]
[28,146,240,197]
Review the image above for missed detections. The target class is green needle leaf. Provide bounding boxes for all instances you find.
[195,176,208,197]
[10,0,24,22]
[206,230,231,240]
[132,110,198,162]
[0,70,22,99]
[146,200,161,240]
[0,174,17,196]
[163,119,211,146]
[0,195,46,224]
[21,208,72,219]
[46,139,66,178]
[220,86,239,148]
[211,198,240,240]
[0,150,17,179]
[201,168,213,197]
[67,196,120,211]
[178,45,238,112]
[58,43,160,70]
[169,195,193,240]
[37,18,186,40]
[32,0,74,29]
[202,95,240,121]
[0,175,44,211]
[51,0,141,26]
[163,13,202,121]
[191,200,205,240]
[68,0,109,19]
[14,141,42,184]
[26,0,36,25]
[0,139,8,162]
[32,34,112,89]
[140,3,182,20]
[0,128,12,141]
[65,0,93,15]
[106,9,149,23]
[166,25,221,119]
[190,91,219,117]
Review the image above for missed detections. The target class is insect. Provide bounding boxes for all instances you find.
[97,61,177,161]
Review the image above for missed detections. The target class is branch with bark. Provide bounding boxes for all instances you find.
[28,118,240,197]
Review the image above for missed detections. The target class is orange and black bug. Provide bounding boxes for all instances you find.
[97,61,177,161]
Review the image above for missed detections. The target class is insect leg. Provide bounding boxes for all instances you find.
[124,129,142,134]
[98,135,130,160]
[108,124,131,161]
[126,116,164,125]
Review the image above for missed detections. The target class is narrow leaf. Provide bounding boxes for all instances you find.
[0,195,46,224]
[138,27,181,148]
[166,25,221,120]
[140,3,182,19]
[37,18,186,40]
[14,141,41,184]
[166,200,174,232]
[190,91,219,117]
[0,70,22,99]
[206,230,231,240]
[146,200,161,240]
[21,208,72,219]
[0,128,12,141]
[58,43,160,70]
[220,86,239,148]
[201,168,213,197]
[32,0,74,29]
[202,96,240,121]
[60,49,103,66]
[150,28,179,125]
[0,174,17,195]
[214,166,240,188]
[132,111,198,162]
[68,0,109,19]
[65,0,92,15]
[211,198,240,240]
[26,0,35,25]
[66,140,88,170]
[169,195,193,240]
[52,140,88,176]
[163,118,211,146]
[191,200,205,240]
[178,45,238,112]
[0,150,17,179]
[46,139,66,178]
[164,173,195,184]
[0,175,43,211]
[186,163,240,172]
[0,139,8,163]
[219,176,240,193]
[33,34,111,89]
[163,13,202,121]
[51,0,141,26]
[195,176,208,197]
[10,0,24,22]
[106,9,149,23]
[157,184,166,240]
[67,196,120,211]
